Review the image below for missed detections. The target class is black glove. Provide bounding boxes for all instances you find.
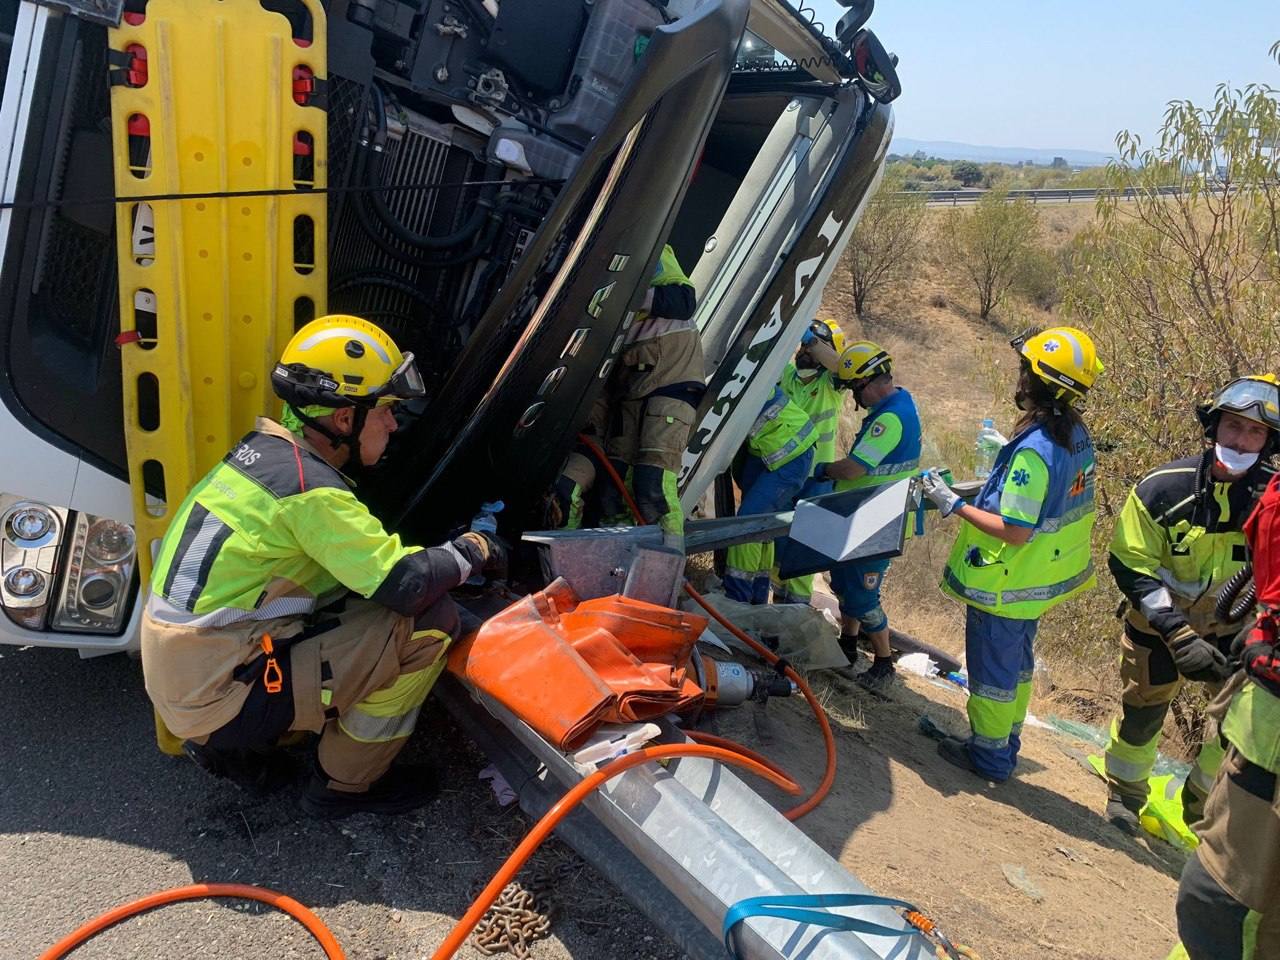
[471,531,509,577]
[1243,631,1280,697]
[454,531,507,580]
[1166,625,1232,683]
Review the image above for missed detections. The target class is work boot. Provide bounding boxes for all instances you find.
[829,634,862,679]
[856,656,897,693]
[300,764,441,819]
[183,740,298,797]
[937,737,992,780]
[1106,795,1143,836]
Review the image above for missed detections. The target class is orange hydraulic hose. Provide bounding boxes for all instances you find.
[575,432,838,822]
[38,883,345,960]
[431,743,801,960]
[683,581,837,821]
[684,729,796,785]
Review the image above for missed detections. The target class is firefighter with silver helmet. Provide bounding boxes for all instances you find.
[141,315,503,819]
[1103,374,1280,834]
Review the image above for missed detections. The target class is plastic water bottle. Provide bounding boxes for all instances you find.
[974,418,1002,480]
[466,500,504,585]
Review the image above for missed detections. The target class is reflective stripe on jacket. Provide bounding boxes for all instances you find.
[1108,452,1270,639]
[780,362,843,465]
[942,420,1097,620]
[149,418,481,627]
[836,386,922,492]
[747,385,818,472]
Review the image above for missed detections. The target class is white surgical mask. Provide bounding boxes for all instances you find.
[1214,443,1259,476]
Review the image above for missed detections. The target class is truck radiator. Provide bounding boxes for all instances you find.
[327,94,486,352]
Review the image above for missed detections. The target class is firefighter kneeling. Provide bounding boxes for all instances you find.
[141,315,502,818]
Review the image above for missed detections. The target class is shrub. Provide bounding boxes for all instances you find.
[940,190,1040,319]
[1013,247,1062,311]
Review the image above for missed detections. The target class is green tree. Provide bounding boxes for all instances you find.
[1064,42,1280,494]
[846,173,927,316]
[952,159,984,187]
[940,189,1040,319]
[1048,44,1280,731]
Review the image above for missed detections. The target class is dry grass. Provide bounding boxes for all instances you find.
[816,203,1149,737]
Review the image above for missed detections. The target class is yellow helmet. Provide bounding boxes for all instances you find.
[836,340,892,385]
[803,318,847,356]
[271,315,425,410]
[1013,326,1103,403]
[1198,373,1280,434]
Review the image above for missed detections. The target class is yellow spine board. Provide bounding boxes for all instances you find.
[108,0,327,581]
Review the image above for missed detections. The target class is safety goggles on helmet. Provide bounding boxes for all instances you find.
[1211,376,1280,431]
[370,352,426,406]
[801,318,847,354]
[272,352,426,410]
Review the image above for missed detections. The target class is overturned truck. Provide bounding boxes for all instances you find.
[0,0,932,956]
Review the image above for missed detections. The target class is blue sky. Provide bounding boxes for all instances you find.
[806,1,1279,152]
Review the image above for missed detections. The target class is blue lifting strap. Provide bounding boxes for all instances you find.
[722,892,925,958]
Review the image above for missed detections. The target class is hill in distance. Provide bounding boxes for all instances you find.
[892,137,1114,167]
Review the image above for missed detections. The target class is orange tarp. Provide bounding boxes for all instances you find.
[448,579,707,750]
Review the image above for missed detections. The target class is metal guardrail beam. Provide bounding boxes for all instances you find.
[900,185,1184,205]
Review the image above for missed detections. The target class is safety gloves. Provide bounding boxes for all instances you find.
[1242,626,1280,697]
[920,468,963,517]
[1166,624,1233,683]
[457,531,508,577]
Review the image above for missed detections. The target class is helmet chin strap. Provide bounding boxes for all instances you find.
[291,405,369,471]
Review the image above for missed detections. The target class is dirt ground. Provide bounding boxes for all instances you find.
[1,645,687,960]
[707,646,1186,960]
[12,203,1185,960]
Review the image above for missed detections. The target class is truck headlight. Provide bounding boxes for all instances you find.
[51,512,137,634]
[86,520,136,565]
[0,497,137,636]
[5,567,46,599]
[6,505,57,547]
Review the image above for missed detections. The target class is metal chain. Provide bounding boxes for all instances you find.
[469,882,551,958]
[468,861,577,957]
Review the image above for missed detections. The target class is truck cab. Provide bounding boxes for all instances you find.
[0,0,896,654]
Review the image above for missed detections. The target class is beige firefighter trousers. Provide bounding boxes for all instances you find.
[144,596,457,793]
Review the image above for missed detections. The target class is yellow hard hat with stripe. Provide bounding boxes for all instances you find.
[1013,326,1103,404]
[836,340,892,384]
[806,318,847,356]
[272,315,426,410]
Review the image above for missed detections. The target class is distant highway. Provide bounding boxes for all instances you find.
[908,185,1183,206]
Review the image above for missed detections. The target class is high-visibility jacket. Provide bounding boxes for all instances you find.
[1108,452,1273,640]
[1222,681,1280,775]
[652,243,690,288]
[148,418,483,628]
[780,363,842,466]
[835,386,922,492]
[619,244,703,401]
[747,385,817,471]
[942,420,1097,620]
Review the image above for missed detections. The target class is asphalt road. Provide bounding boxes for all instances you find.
[1,644,682,959]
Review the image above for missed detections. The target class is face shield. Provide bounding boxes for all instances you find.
[1213,378,1280,431]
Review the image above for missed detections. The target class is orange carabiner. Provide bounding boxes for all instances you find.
[261,634,283,694]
